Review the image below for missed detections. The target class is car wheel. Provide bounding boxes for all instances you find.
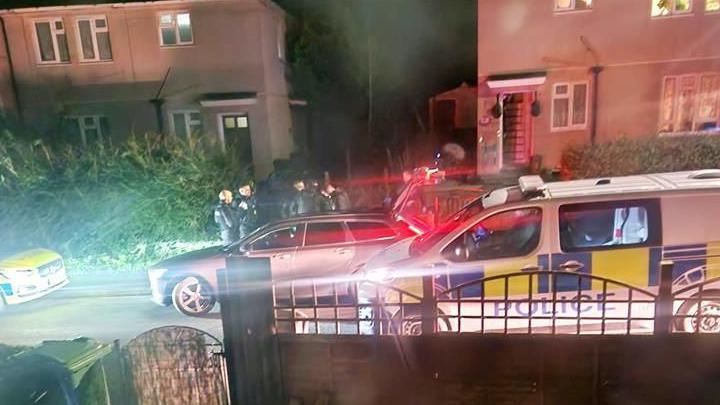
[676,290,720,333]
[171,276,216,316]
[391,306,451,335]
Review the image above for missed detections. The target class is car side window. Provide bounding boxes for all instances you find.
[347,221,396,241]
[442,208,542,262]
[249,225,303,251]
[305,222,348,246]
[559,199,661,252]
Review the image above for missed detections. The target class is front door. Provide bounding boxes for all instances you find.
[501,93,532,167]
[221,114,253,167]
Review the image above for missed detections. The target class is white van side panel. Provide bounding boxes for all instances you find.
[661,192,720,246]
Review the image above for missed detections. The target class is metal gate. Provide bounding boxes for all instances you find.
[124,326,228,405]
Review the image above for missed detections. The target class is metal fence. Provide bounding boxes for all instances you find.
[272,261,720,336]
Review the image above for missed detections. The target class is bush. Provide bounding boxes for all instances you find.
[561,135,720,179]
[0,132,243,272]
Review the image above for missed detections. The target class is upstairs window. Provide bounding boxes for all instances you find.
[555,0,593,12]
[76,16,112,62]
[551,82,588,131]
[33,18,70,64]
[652,0,693,17]
[159,12,193,46]
[707,0,720,11]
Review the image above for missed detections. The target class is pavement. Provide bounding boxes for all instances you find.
[0,271,223,346]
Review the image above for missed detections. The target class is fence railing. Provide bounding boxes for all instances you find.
[271,261,720,336]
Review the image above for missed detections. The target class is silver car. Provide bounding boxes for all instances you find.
[148,213,415,316]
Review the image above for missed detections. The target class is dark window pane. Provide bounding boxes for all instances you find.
[553,98,569,128]
[64,118,80,137]
[177,13,192,43]
[161,27,176,45]
[305,222,348,246]
[35,22,55,61]
[57,34,69,62]
[97,31,112,60]
[85,128,100,144]
[443,208,542,262]
[347,222,395,241]
[251,226,302,250]
[100,116,111,137]
[95,18,107,29]
[172,113,187,137]
[572,84,587,125]
[78,20,95,59]
[559,202,656,252]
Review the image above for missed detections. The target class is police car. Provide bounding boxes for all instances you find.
[362,169,720,334]
[0,249,69,309]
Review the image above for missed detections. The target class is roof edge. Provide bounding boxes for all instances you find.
[0,0,284,15]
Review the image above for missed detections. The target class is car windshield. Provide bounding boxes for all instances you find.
[408,186,521,256]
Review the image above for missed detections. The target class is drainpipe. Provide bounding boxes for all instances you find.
[151,67,171,133]
[589,65,603,146]
[0,16,23,124]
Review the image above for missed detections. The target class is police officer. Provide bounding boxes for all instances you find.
[283,179,316,217]
[214,190,237,245]
[234,183,259,239]
[324,182,352,211]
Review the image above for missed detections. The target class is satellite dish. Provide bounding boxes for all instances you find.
[442,143,466,161]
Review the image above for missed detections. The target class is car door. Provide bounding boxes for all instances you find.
[345,220,403,270]
[245,223,305,282]
[435,206,547,332]
[292,221,355,280]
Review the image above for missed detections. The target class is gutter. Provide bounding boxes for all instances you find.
[589,65,603,146]
[0,16,22,123]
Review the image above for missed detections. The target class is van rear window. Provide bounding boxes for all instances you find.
[559,199,661,252]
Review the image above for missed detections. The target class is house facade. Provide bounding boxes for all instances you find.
[0,0,293,178]
[475,0,720,174]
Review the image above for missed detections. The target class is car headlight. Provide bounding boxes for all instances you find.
[365,267,394,283]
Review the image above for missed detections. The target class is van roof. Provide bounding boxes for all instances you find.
[533,170,720,200]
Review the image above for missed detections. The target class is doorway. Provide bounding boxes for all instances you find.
[501,93,532,167]
[221,113,253,166]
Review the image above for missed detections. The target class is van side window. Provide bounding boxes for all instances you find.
[559,199,661,252]
[442,208,542,262]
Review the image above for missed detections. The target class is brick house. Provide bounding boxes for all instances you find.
[0,0,294,178]
[432,0,720,175]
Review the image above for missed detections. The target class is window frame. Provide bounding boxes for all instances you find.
[66,115,109,146]
[658,72,720,133]
[440,206,544,263]
[550,81,589,132]
[345,220,398,242]
[302,221,352,248]
[32,17,70,65]
[75,15,112,63]
[651,0,694,17]
[158,11,194,47]
[707,0,720,12]
[169,110,203,138]
[248,224,305,252]
[558,199,662,253]
[554,0,593,13]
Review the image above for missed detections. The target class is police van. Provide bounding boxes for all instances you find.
[362,169,720,334]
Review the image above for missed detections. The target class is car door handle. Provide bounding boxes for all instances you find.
[273,253,291,260]
[559,260,584,272]
[335,248,350,255]
[522,264,543,272]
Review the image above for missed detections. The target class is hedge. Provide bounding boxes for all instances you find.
[0,132,242,272]
[561,135,720,179]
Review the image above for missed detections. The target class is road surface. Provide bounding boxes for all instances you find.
[0,271,223,346]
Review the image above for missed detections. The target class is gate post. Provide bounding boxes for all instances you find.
[218,256,284,405]
[654,260,675,335]
[421,275,437,334]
